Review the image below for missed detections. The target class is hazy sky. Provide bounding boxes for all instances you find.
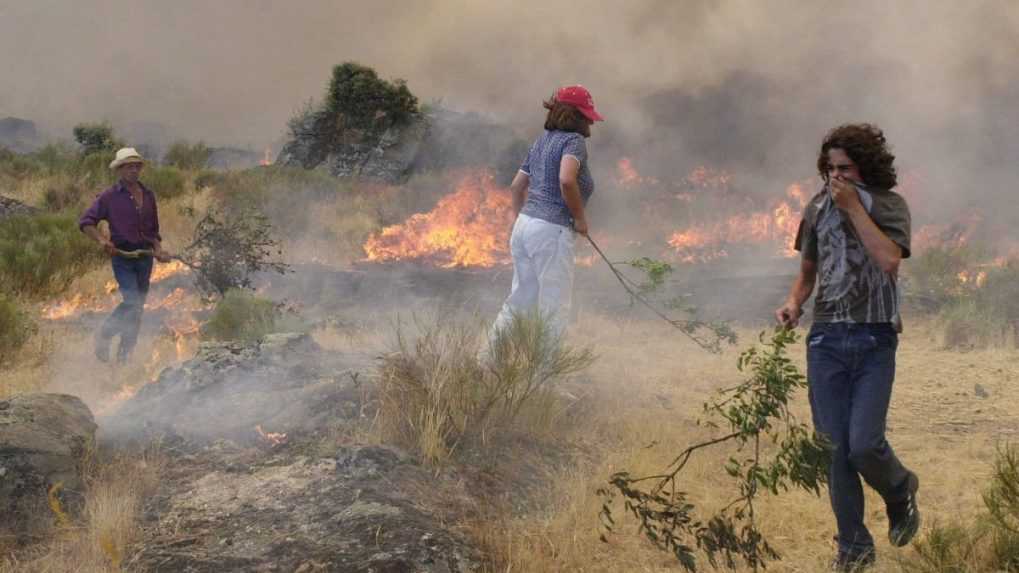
[2,0,1017,218]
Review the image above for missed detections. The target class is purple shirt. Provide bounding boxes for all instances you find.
[79,181,162,250]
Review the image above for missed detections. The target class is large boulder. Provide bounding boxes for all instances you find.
[0,393,97,539]
[103,332,372,444]
[128,444,479,572]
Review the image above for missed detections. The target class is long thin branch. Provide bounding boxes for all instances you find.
[585,235,719,351]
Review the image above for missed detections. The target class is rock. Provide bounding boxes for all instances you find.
[103,332,373,445]
[0,195,38,221]
[975,383,989,398]
[0,393,97,540]
[128,445,479,572]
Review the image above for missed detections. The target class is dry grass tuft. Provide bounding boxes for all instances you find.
[0,446,163,573]
[374,312,594,465]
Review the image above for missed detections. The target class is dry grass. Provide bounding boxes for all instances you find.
[0,447,163,573]
[471,314,1019,572]
[374,312,594,465]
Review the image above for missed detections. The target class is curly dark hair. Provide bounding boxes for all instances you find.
[817,123,897,189]
[543,97,589,135]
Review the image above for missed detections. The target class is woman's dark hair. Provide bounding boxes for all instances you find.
[543,97,588,134]
[817,123,897,189]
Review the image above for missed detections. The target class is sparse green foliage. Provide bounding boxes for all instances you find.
[0,213,105,297]
[72,123,121,156]
[201,289,280,342]
[141,164,187,199]
[163,141,211,171]
[177,207,289,297]
[0,293,36,363]
[905,245,1019,348]
[376,312,594,465]
[623,257,673,294]
[598,328,829,571]
[591,242,736,352]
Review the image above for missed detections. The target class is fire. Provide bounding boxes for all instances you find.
[150,259,188,283]
[667,181,810,263]
[255,425,288,447]
[363,169,514,268]
[616,158,658,187]
[260,147,273,166]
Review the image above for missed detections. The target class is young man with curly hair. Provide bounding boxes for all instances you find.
[775,124,919,570]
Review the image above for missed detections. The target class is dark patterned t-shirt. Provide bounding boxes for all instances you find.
[794,184,911,327]
[518,130,594,228]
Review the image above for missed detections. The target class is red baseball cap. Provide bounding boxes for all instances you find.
[555,85,604,122]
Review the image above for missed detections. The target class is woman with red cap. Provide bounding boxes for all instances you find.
[489,85,603,341]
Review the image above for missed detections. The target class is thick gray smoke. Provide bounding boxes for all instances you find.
[2,1,1017,221]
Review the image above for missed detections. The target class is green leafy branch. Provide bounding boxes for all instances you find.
[586,236,736,353]
[597,328,831,571]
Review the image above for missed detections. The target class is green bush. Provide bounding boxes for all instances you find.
[72,122,122,155]
[324,62,419,134]
[201,289,281,342]
[0,147,43,179]
[0,213,105,297]
[164,141,211,171]
[0,293,35,364]
[142,164,187,199]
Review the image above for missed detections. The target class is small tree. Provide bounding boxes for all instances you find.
[598,328,830,571]
[324,62,419,134]
[177,207,289,297]
[164,141,211,170]
[72,122,121,155]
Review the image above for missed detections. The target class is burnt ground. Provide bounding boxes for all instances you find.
[99,331,594,572]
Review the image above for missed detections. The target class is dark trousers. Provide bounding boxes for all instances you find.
[806,322,911,556]
[99,255,153,360]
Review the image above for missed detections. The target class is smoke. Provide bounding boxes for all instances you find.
[2,1,1017,221]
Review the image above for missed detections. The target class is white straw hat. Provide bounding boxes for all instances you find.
[109,147,145,170]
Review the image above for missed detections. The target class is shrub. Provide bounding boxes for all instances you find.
[376,312,594,465]
[0,213,105,297]
[201,289,280,342]
[72,122,122,156]
[163,141,211,171]
[42,177,90,212]
[937,299,1011,349]
[142,165,187,199]
[0,293,35,364]
[324,62,419,134]
[178,207,289,297]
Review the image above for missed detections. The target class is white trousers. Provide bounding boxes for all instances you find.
[491,213,576,340]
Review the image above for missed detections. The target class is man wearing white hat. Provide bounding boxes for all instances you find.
[79,147,171,363]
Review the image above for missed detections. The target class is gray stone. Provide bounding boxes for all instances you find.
[103,332,372,444]
[0,393,97,539]
[0,195,38,221]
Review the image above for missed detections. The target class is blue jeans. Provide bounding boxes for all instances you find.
[806,322,911,557]
[99,255,153,360]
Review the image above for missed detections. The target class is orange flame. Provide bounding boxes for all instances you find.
[363,169,514,268]
[615,158,658,187]
[255,425,288,446]
[667,181,809,262]
[260,147,272,166]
